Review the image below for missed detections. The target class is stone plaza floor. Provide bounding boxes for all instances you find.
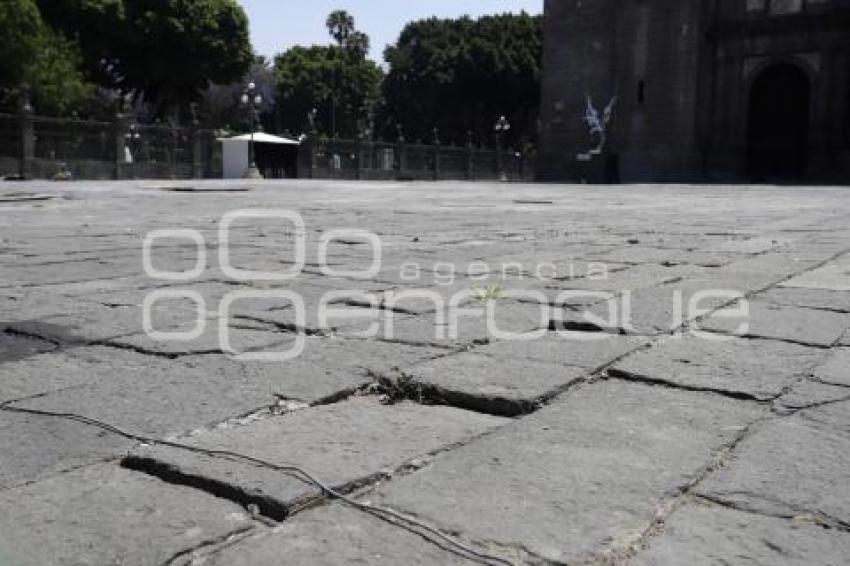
[0,179,849,565]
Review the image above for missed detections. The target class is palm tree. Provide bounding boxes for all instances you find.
[326,10,354,48]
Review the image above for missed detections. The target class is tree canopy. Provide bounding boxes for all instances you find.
[32,0,253,118]
[380,13,543,147]
[0,0,91,114]
[274,11,381,138]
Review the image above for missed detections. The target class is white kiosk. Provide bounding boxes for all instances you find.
[218,132,300,179]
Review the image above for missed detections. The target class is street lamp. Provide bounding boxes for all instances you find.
[241,82,264,179]
[494,115,511,181]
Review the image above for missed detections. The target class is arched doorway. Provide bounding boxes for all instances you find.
[747,63,811,183]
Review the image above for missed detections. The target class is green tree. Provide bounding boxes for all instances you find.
[0,0,91,114]
[0,0,43,91]
[274,11,381,138]
[274,46,381,138]
[326,10,355,47]
[37,0,254,118]
[380,13,543,147]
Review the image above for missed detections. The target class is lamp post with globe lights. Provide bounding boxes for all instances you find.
[241,82,264,179]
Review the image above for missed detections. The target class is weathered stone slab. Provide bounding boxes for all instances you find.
[610,335,826,400]
[387,351,587,414]
[813,347,850,387]
[546,263,696,293]
[201,503,473,565]
[8,300,212,344]
[588,245,742,267]
[371,380,764,564]
[338,300,546,348]
[11,346,292,437]
[107,323,289,356]
[128,398,507,515]
[701,301,849,347]
[475,333,646,370]
[0,410,131,489]
[698,410,850,524]
[0,330,56,363]
[759,287,850,313]
[781,255,850,291]
[0,463,254,566]
[554,279,736,336]
[0,350,104,402]
[634,502,850,566]
[775,380,850,414]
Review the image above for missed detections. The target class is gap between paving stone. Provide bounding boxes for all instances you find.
[623,372,850,562]
[6,234,846,563]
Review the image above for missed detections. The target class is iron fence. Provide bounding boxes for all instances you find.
[0,111,536,181]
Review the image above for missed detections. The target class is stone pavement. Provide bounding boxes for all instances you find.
[0,179,849,565]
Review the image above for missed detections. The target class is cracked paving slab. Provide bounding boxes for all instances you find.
[697,405,850,526]
[812,347,850,387]
[633,500,850,566]
[126,397,508,518]
[759,287,850,313]
[701,300,850,347]
[368,380,765,564]
[196,503,475,565]
[609,335,827,401]
[9,346,320,438]
[0,463,255,566]
[780,255,850,292]
[0,410,131,490]
[474,332,646,370]
[382,351,587,415]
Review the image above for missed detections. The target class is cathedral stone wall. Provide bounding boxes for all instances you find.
[538,0,850,184]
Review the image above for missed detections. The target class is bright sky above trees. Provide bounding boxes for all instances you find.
[238,0,542,61]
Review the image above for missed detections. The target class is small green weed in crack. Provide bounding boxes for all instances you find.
[471,284,504,304]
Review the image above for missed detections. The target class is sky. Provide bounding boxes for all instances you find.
[238,0,542,63]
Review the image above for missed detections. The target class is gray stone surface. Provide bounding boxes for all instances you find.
[476,332,646,370]
[775,379,850,413]
[0,330,57,363]
[698,409,850,524]
[390,351,587,414]
[813,347,850,387]
[781,255,850,291]
[759,286,850,313]
[611,335,826,400]
[202,503,474,565]
[0,463,254,566]
[0,410,131,489]
[129,397,507,513]
[371,380,764,563]
[634,502,850,566]
[701,301,850,347]
[2,180,850,564]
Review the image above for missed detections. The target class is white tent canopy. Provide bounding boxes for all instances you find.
[219,132,301,145]
[218,132,301,178]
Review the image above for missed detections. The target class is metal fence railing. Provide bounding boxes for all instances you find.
[0,111,537,181]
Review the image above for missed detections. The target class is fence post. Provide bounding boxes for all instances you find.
[192,124,203,180]
[355,134,362,180]
[19,96,34,179]
[395,124,406,178]
[466,131,475,181]
[432,128,440,181]
[113,113,129,180]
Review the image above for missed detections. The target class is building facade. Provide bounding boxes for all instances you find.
[537,0,850,183]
